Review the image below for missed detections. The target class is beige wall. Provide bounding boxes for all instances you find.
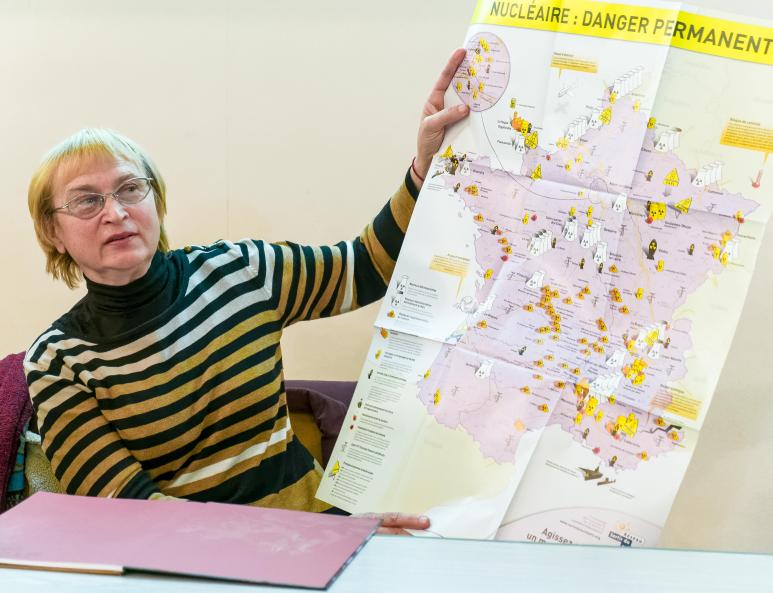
[1,0,771,553]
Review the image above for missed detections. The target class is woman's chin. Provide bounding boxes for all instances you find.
[93,252,154,284]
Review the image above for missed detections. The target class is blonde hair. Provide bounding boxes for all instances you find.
[28,129,169,288]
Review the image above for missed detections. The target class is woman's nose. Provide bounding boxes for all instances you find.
[101,194,129,220]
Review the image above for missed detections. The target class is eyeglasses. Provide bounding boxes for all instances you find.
[52,177,154,219]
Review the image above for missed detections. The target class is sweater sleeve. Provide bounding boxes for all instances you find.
[268,173,419,327]
[24,355,160,499]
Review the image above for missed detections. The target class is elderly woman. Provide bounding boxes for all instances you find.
[24,50,468,532]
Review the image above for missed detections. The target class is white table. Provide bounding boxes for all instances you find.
[1,535,771,593]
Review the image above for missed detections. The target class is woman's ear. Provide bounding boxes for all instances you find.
[47,217,67,255]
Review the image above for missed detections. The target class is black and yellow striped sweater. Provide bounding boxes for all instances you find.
[24,174,418,510]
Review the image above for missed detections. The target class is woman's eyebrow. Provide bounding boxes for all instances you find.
[67,173,139,194]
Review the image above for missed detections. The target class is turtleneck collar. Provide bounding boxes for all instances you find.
[84,251,172,315]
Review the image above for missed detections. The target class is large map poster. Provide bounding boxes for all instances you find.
[318,0,772,546]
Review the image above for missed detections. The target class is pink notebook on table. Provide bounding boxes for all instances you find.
[0,492,378,589]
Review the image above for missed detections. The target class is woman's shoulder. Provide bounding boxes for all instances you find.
[175,238,268,262]
[174,238,284,280]
[23,320,93,378]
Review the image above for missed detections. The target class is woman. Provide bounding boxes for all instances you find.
[24,50,469,533]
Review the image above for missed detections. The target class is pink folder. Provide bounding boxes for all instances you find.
[0,492,378,589]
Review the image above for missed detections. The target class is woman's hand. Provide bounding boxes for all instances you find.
[354,512,430,536]
[412,48,470,188]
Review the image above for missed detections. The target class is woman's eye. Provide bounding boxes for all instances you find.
[76,195,100,208]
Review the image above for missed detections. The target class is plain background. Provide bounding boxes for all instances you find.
[0,0,771,553]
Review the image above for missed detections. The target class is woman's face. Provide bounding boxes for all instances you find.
[50,157,161,286]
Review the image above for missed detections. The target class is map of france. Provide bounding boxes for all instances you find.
[412,38,759,474]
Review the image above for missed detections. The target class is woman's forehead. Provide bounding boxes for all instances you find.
[54,156,143,192]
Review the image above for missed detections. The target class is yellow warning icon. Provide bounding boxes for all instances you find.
[442,146,454,159]
[616,413,639,438]
[674,197,692,215]
[663,168,680,186]
[531,164,542,180]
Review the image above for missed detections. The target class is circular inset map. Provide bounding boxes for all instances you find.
[453,32,510,112]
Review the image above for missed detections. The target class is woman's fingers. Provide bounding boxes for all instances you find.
[379,512,430,530]
[423,103,469,136]
[354,512,431,535]
[426,47,468,112]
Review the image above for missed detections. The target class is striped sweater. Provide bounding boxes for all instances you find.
[24,176,417,510]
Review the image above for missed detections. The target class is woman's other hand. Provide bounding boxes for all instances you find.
[354,511,431,536]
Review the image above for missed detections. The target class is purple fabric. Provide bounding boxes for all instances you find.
[285,380,355,466]
[0,353,32,512]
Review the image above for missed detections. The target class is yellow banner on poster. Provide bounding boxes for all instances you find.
[471,1,773,66]
[429,255,469,296]
[550,53,598,73]
[720,120,773,154]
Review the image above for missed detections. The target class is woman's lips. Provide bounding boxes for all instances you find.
[105,232,136,245]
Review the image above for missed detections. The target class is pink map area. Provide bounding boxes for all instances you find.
[416,347,567,464]
[416,83,759,471]
[523,90,650,193]
[552,391,686,472]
